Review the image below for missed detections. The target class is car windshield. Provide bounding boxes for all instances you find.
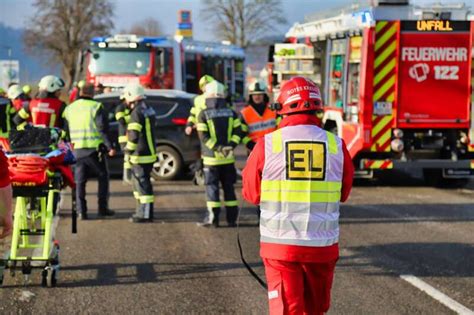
[88,49,151,75]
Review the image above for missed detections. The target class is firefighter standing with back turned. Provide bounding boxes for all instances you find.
[62,83,116,220]
[242,77,354,315]
[123,83,157,223]
[14,75,67,129]
[196,80,242,227]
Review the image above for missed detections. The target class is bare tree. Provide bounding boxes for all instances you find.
[24,0,114,88]
[201,0,287,48]
[126,18,163,37]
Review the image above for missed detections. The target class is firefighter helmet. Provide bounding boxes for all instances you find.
[199,75,215,92]
[248,81,266,95]
[7,84,23,100]
[122,83,146,103]
[38,75,65,93]
[275,76,322,115]
[204,80,226,98]
[22,84,31,95]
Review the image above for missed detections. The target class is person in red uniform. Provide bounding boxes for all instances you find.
[0,149,12,239]
[14,75,67,129]
[242,76,354,315]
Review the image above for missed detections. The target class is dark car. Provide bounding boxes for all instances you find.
[94,89,201,180]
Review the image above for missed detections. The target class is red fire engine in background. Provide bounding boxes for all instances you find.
[269,0,474,186]
[84,34,245,101]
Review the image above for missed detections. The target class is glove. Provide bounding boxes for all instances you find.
[221,146,234,158]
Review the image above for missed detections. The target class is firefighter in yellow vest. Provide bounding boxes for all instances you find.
[123,83,157,223]
[62,83,116,220]
[240,81,277,151]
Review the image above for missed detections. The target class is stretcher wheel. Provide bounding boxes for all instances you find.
[41,267,57,288]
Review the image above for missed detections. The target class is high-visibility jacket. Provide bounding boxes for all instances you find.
[0,97,16,138]
[186,94,206,127]
[115,102,131,147]
[242,114,354,263]
[63,98,104,150]
[260,125,343,248]
[196,100,242,166]
[17,98,65,128]
[240,104,277,145]
[125,101,157,165]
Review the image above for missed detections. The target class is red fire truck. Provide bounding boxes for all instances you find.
[270,0,474,185]
[85,34,245,100]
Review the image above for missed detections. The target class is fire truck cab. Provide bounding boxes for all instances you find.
[85,34,245,100]
[272,0,474,185]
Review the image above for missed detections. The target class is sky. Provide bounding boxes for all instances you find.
[1,0,471,41]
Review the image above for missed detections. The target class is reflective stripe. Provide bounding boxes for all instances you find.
[231,135,241,144]
[242,136,251,145]
[139,195,154,203]
[197,123,208,131]
[261,214,339,232]
[18,108,30,119]
[205,138,216,149]
[224,200,238,207]
[128,122,142,132]
[233,119,241,128]
[260,233,339,247]
[261,190,341,203]
[133,191,140,199]
[118,135,128,143]
[262,180,341,192]
[115,111,126,120]
[130,155,156,164]
[241,124,249,132]
[260,201,339,214]
[49,113,56,127]
[272,129,282,153]
[207,201,221,208]
[326,131,338,154]
[202,156,235,166]
[247,119,276,133]
[125,141,137,151]
[208,119,217,148]
[145,117,156,158]
[227,118,233,143]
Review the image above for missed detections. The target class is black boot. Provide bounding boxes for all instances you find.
[226,206,238,227]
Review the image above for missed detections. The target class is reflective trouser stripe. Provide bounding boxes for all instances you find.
[224,200,238,207]
[130,155,156,164]
[139,195,154,204]
[207,201,221,208]
[202,156,235,166]
[133,191,139,199]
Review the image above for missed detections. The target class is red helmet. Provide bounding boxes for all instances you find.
[276,76,322,115]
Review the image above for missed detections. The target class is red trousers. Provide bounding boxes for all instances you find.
[263,258,337,315]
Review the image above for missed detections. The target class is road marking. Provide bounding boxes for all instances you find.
[400,274,474,315]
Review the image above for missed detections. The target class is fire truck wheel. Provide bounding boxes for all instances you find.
[152,145,183,181]
[422,169,470,188]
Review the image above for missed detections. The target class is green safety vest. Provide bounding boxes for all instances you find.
[63,99,104,149]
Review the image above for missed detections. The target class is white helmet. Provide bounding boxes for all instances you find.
[204,80,226,98]
[7,84,23,100]
[122,83,146,103]
[38,75,65,93]
[248,81,266,95]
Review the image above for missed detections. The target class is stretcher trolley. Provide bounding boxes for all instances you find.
[0,127,76,287]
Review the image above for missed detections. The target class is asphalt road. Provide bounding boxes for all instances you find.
[0,173,473,314]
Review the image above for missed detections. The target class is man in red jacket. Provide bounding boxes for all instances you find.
[0,150,12,239]
[242,76,354,315]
